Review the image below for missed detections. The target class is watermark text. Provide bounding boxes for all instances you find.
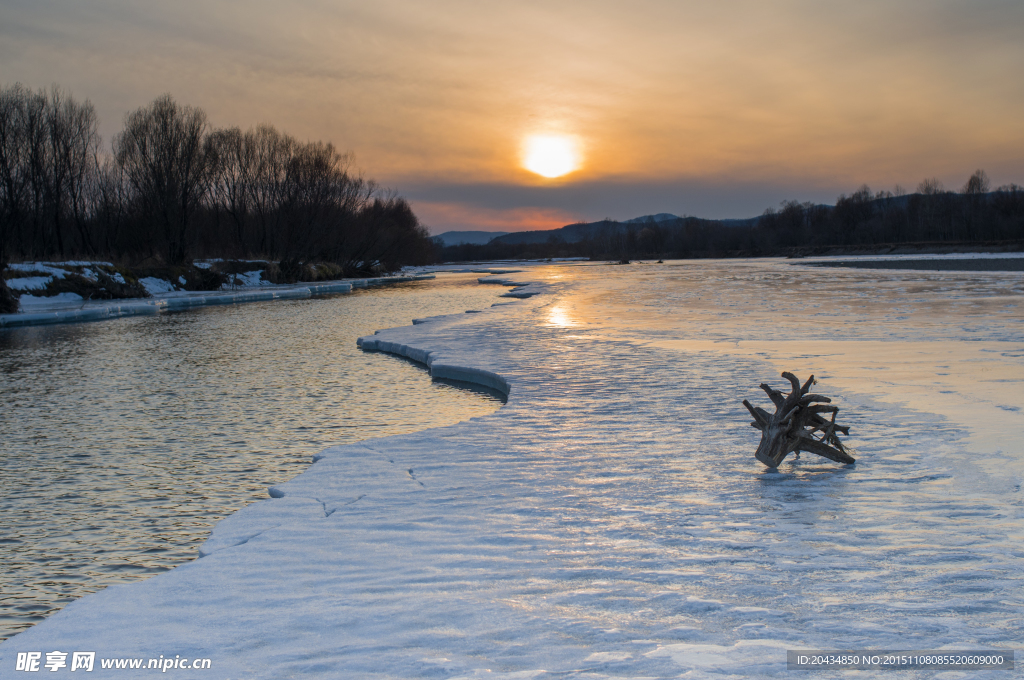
[15,651,211,672]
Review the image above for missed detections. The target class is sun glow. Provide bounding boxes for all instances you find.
[522,135,579,178]
[546,302,579,328]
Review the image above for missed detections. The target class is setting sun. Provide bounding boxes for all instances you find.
[522,134,579,178]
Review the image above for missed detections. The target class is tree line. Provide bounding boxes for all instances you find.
[0,84,435,272]
[441,171,1024,262]
[754,171,1023,251]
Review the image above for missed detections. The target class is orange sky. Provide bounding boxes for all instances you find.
[3,0,1023,233]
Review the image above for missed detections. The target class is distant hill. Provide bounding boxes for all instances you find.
[491,213,758,246]
[433,230,509,247]
[491,221,612,245]
[447,192,997,248]
[623,213,681,224]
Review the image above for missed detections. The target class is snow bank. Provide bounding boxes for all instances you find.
[139,276,176,295]
[221,270,268,288]
[5,263,69,295]
[17,292,86,308]
[8,263,73,277]
[6,277,53,291]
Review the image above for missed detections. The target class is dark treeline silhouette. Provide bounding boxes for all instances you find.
[442,171,1024,262]
[756,172,1023,249]
[0,84,435,272]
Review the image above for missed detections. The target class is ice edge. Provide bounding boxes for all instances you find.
[353,274,542,399]
[237,276,539,559]
[357,335,511,397]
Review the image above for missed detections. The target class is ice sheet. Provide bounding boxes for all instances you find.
[1,259,1020,679]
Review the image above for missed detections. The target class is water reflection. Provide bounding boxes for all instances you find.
[0,274,504,640]
[546,302,578,328]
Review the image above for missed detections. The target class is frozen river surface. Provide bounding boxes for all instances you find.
[2,259,1022,678]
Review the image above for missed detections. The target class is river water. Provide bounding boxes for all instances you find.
[0,273,505,641]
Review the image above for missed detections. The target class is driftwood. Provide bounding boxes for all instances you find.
[743,372,855,468]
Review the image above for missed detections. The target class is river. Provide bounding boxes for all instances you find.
[0,272,504,641]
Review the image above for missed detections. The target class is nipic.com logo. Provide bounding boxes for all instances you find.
[15,652,94,672]
[14,651,212,672]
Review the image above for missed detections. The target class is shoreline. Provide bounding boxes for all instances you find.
[801,256,1024,272]
[779,239,1024,259]
[0,275,436,329]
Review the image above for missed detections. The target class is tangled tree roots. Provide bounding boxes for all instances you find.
[743,372,855,468]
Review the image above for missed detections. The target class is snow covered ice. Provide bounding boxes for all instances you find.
[1,258,1022,678]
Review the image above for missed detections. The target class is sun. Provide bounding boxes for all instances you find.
[522,134,579,178]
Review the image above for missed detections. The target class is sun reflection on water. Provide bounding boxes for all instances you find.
[546,302,577,327]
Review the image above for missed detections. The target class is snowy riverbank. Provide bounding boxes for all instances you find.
[0,274,439,329]
[2,259,1021,678]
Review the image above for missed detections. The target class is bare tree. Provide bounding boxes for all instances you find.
[0,84,100,260]
[114,95,211,263]
[914,177,950,240]
[962,169,990,196]
[46,86,101,256]
[917,177,944,195]
[22,89,49,255]
[89,154,131,255]
[0,84,31,265]
[246,125,293,257]
[207,126,251,253]
[960,169,991,240]
[207,123,299,257]
[279,140,369,260]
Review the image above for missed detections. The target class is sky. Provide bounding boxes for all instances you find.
[2,0,1023,234]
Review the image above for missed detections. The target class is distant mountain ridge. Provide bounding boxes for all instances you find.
[434,213,758,248]
[436,187,1019,250]
[433,230,510,247]
[490,213,759,246]
[623,213,680,224]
